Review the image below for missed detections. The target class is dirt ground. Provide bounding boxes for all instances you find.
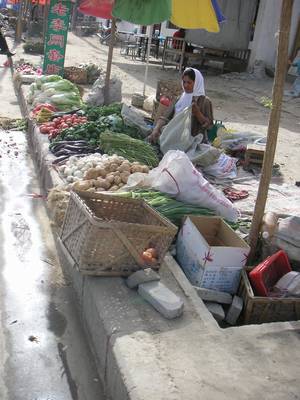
[8,32,300,183]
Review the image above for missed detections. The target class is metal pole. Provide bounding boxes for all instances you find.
[143,25,153,97]
[104,17,116,105]
[248,0,294,261]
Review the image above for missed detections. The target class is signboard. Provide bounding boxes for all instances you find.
[43,0,71,76]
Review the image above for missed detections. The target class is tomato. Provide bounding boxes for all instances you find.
[145,248,158,259]
[141,251,158,265]
[61,123,68,129]
[160,95,171,107]
[40,126,49,134]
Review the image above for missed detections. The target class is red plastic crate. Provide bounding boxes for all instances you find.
[249,250,292,296]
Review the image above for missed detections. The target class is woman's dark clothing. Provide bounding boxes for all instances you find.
[0,29,9,53]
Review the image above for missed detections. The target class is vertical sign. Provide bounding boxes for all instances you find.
[43,0,71,76]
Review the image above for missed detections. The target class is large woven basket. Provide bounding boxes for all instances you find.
[64,67,87,84]
[60,191,177,276]
[238,269,300,324]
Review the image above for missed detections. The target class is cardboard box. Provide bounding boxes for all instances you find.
[176,216,250,293]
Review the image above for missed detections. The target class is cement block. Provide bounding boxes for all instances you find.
[204,302,225,322]
[138,281,184,319]
[126,268,160,289]
[225,295,243,325]
[193,287,232,305]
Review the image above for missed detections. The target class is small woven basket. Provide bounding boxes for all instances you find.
[238,269,300,324]
[64,67,87,84]
[60,191,177,276]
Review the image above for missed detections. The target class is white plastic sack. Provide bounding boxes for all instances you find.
[86,76,122,106]
[126,150,238,222]
[143,94,155,112]
[159,106,203,154]
[203,153,238,181]
[271,216,300,261]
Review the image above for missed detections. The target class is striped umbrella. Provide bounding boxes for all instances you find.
[79,0,225,32]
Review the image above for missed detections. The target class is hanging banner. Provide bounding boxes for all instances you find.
[43,0,71,76]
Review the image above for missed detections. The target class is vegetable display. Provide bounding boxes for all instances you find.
[39,114,88,139]
[50,121,102,146]
[58,154,149,190]
[50,140,100,164]
[27,75,83,111]
[83,103,122,121]
[114,190,217,226]
[99,132,159,167]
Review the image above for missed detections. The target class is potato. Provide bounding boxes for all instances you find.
[108,163,118,172]
[95,167,106,177]
[114,175,121,185]
[120,172,130,184]
[141,165,150,173]
[109,185,119,192]
[97,177,110,190]
[118,163,131,173]
[106,175,115,184]
[84,168,99,180]
[118,182,124,188]
[87,187,96,192]
[73,180,93,191]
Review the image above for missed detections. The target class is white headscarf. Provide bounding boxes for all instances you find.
[174,68,205,114]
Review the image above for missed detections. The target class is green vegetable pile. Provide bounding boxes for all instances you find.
[83,103,122,120]
[114,190,242,229]
[50,121,103,147]
[99,132,159,168]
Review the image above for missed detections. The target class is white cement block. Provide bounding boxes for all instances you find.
[205,302,225,322]
[126,268,160,289]
[138,281,184,319]
[225,295,243,325]
[193,287,233,304]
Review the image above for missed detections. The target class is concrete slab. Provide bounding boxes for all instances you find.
[19,82,300,400]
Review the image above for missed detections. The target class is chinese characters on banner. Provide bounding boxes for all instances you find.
[43,0,71,76]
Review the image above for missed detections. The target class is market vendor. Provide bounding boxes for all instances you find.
[147,68,213,144]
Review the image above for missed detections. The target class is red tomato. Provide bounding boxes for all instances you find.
[40,126,49,134]
[160,96,171,107]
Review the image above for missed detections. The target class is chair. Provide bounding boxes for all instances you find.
[162,36,186,71]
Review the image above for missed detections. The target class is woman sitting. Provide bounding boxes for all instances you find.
[147,68,213,144]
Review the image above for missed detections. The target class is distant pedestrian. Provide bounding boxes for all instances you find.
[286,53,300,97]
[0,23,15,57]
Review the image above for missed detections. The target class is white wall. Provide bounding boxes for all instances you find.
[249,0,300,69]
[160,22,176,38]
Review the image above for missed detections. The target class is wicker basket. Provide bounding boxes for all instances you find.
[64,67,88,84]
[60,191,177,276]
[238,270,300,324]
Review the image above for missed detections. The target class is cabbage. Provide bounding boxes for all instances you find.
[36,74,62,89]
[50,92,82,110]
[41,79,79,94]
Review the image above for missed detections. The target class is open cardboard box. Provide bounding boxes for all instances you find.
[176,216,250,294]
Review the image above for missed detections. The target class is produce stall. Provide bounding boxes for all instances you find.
[15,67,300,327]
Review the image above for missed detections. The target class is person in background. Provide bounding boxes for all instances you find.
[287,53,300,97]
[172,28,185,49]
[0,18,15,57]
[147,67,213,144]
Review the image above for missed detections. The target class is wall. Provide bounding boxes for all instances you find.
[249,0,300,69]
[185,0,258,50]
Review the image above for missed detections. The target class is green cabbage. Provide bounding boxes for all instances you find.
[36,74,62,89]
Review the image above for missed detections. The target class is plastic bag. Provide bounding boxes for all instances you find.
[126,150,238,222]
[121,104,152,137]
[159,106,203,154]
[271,216,300,261]
[203,153,238,181]
[187,143,220,167]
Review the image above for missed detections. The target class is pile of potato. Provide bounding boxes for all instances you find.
[66,155,149,193]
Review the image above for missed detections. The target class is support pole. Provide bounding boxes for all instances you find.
[104,17,116,105]
[248,0,294,261]
[143,25,153,97]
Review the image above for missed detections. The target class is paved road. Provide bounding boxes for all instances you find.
[0,126,105,400]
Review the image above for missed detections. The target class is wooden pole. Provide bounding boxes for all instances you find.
[248,0,294,261]
[104,17,116,105]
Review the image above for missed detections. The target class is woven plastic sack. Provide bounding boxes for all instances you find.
[126,150,238,222]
